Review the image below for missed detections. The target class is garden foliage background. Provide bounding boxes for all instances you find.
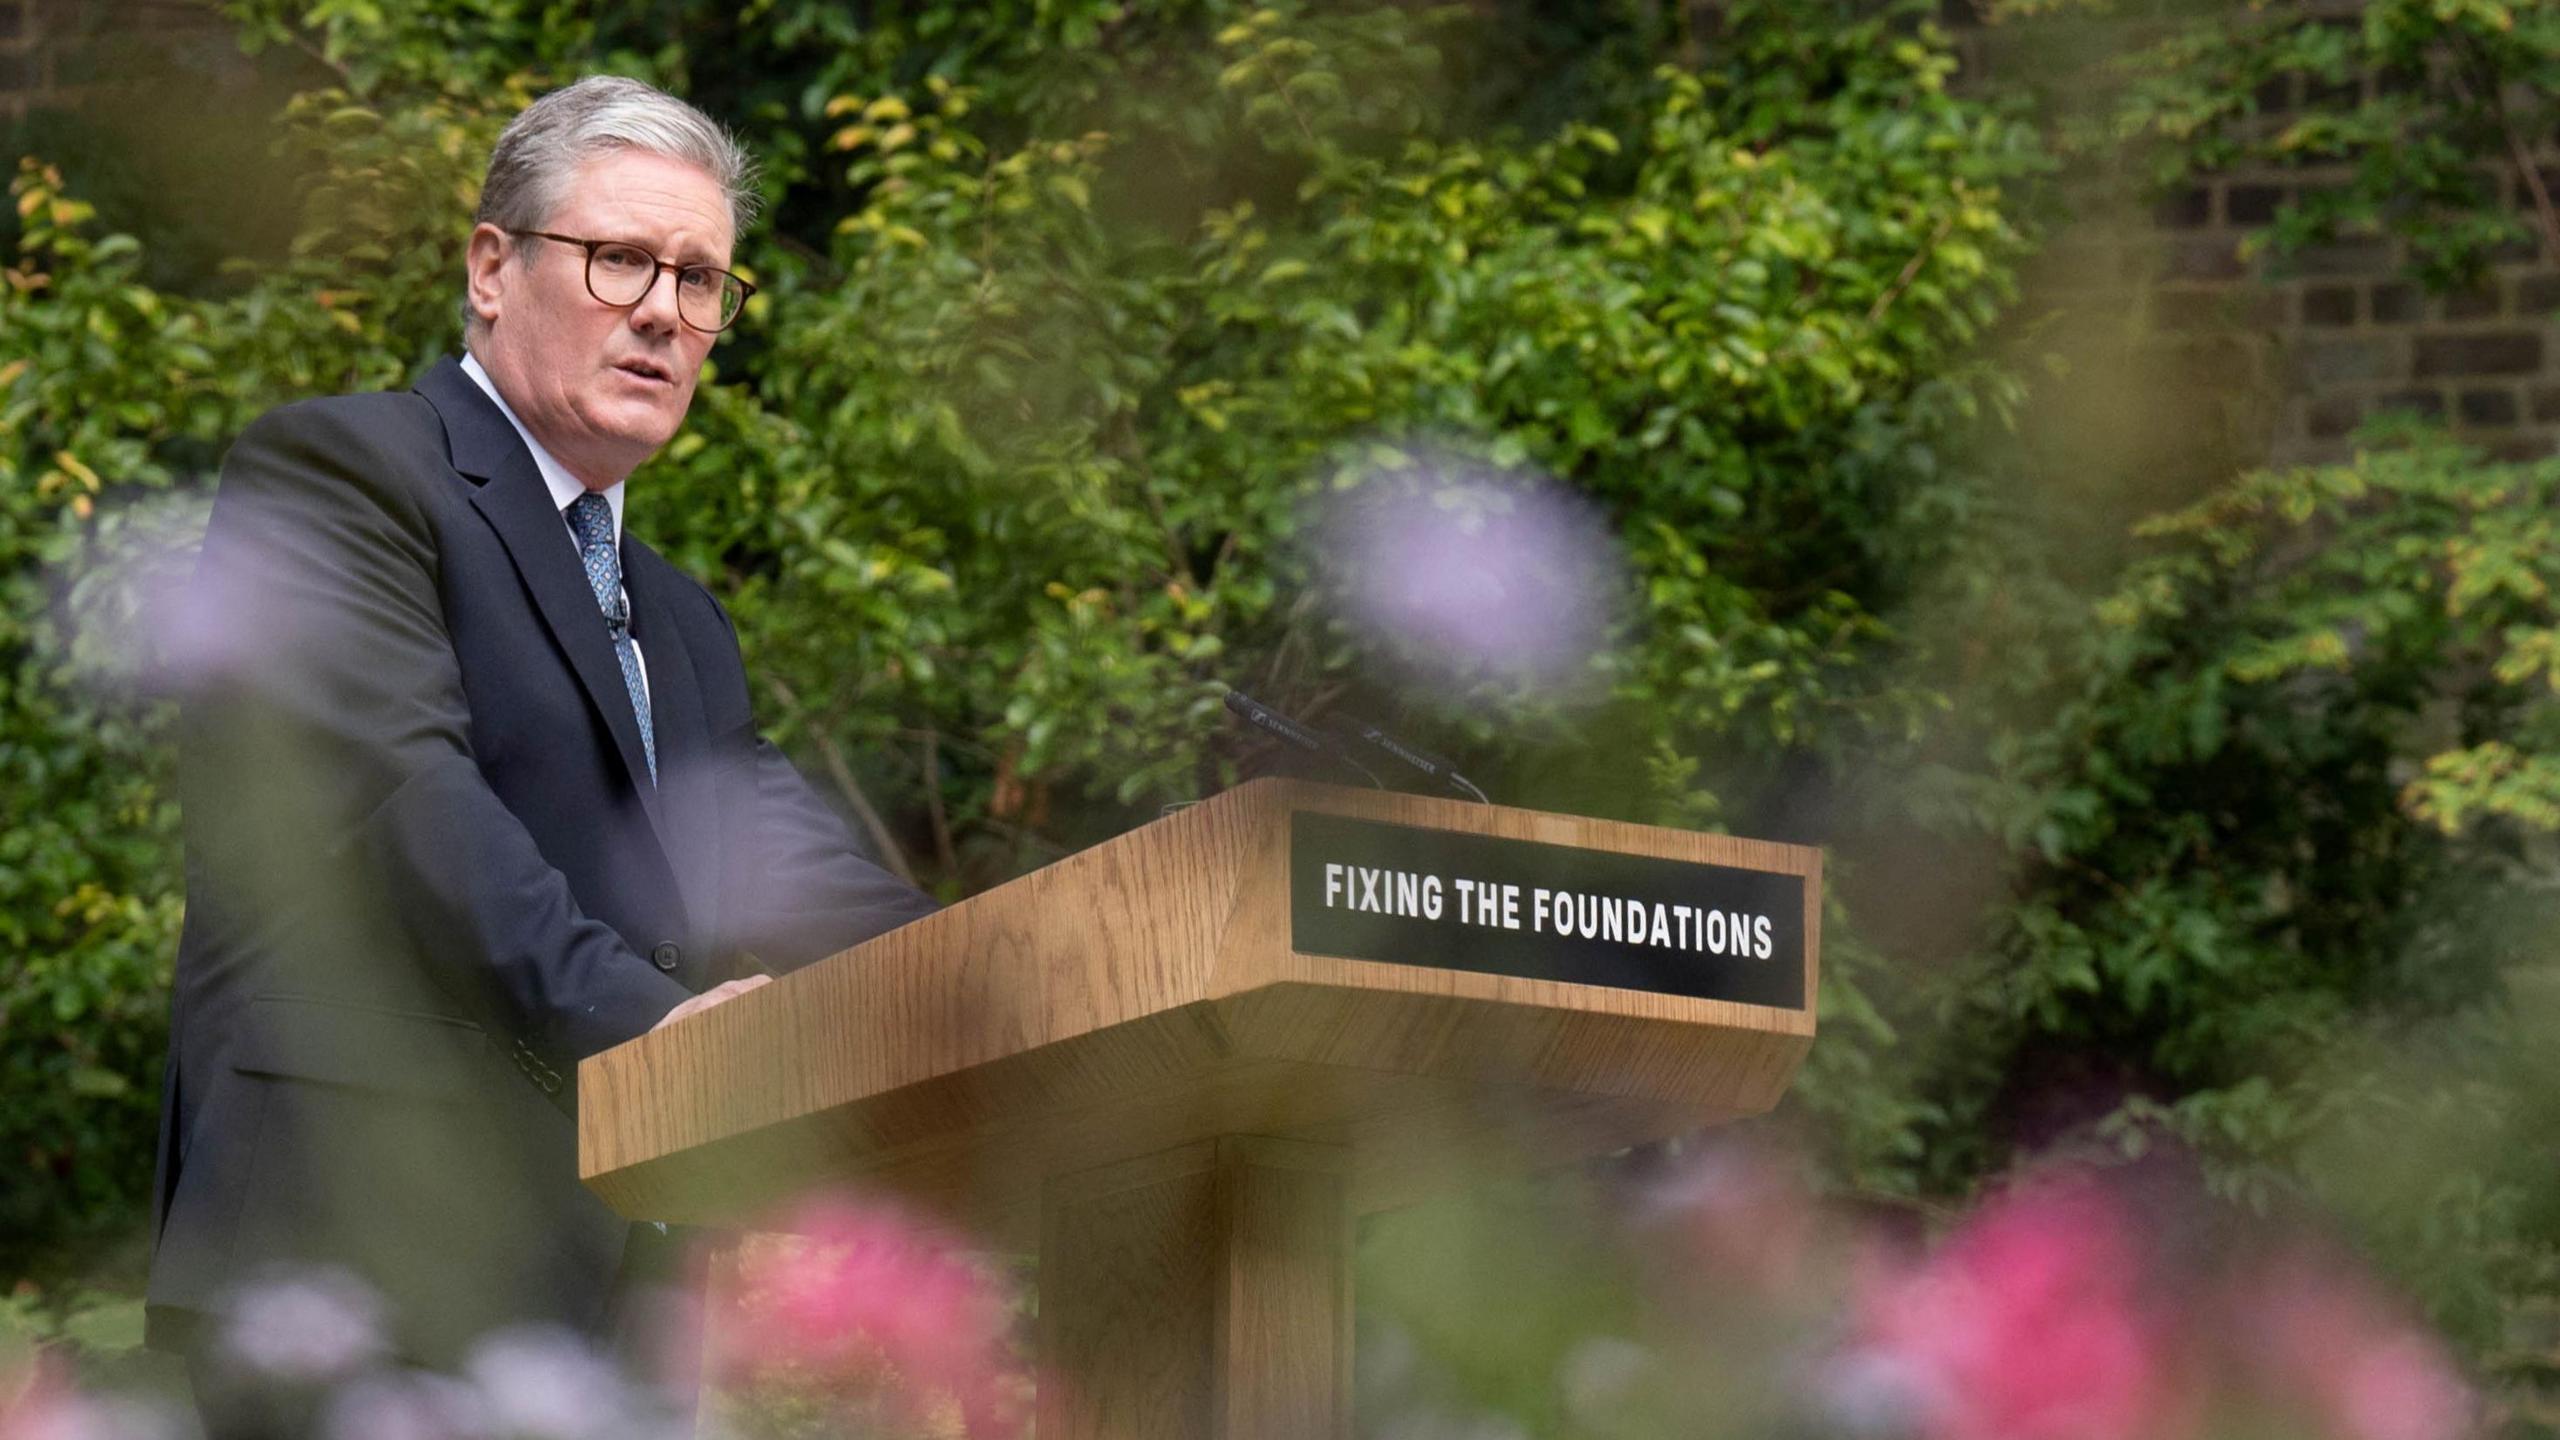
[8,0,2560,1425]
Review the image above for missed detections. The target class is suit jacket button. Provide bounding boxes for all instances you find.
[651,942,681,971]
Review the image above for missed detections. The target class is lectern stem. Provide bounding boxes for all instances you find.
[1038,1136,1352,1440]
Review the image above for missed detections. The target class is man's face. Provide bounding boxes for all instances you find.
[466,149,734,489]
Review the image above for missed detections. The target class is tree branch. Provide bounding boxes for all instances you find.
[2451,32,2560,266]
[1865,210,1960,329]
[188,0,354,88]
[762,676,917,885]
[918,728,961,881]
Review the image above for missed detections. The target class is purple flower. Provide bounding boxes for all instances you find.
[317,1372,488,1440]
[1639,1136,1817,1301]
[1308,448,1625,696]
[216,1269,388,1386]
[463,1327,641,1440]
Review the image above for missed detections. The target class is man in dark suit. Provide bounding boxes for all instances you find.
[144,75,934,1419]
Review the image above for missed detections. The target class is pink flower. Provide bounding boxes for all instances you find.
[1,1355,82,1440]
[0,1356,184,1440]
[0,1359,66,1440]
[1839,1177,2186,1440]
[718,1192,1029,1438]
[2234,1251,2473,1440]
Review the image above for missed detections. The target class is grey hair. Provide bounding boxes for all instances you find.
[464,75,759,336]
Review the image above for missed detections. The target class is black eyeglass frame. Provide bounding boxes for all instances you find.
[506,228,758,333]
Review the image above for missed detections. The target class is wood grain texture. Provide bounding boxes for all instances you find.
[1039,1138,1351,1440]
[579,778,1821,1233]
[1038,1145,1218,1440]
[1208,1137,1351,1440]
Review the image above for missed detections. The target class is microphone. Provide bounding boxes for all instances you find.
[1328,714,1490,804]
[1222,689,1382,789]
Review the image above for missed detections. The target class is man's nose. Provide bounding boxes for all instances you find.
[628,264,683,333]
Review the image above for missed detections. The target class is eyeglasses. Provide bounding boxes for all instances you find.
[508,229,756,333]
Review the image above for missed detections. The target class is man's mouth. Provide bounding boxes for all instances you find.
[613,358,674,385]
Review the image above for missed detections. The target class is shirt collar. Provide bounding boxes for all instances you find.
[460,351,625,543]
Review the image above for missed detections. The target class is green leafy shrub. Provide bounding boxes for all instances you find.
[1900,420,2560,1359]
[2,0,2042,1276]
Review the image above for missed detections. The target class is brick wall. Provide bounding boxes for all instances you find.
[1949,2,2560,475]
[2148,168,2560,464]
[0,0,242,121]
[0,1,30,114]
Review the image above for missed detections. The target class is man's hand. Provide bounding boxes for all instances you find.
[648,974,773,1032]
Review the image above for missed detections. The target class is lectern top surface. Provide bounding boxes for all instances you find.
[578,779,1821,1233]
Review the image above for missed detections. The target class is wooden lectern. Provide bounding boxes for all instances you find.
[580,779,1819,1439]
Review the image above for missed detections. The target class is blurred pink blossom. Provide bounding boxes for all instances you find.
[0,1357,182,1440]
[2235,1251,2474,1440]
[0,1358,74,1440]
[1839,1177,2188,1440]
[718,1192,1029,1438]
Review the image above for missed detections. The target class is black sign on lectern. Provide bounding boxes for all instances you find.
[1288,811,1806,1010]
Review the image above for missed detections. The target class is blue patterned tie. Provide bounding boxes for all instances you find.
[564,492,656,785]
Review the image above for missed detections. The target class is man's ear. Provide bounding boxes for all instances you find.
[464,223,513,328]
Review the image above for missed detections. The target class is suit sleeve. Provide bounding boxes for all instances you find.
[677,593,936,971]
[186,401,693,1065]
[716,733,940,972]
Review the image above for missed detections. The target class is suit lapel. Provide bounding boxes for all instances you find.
[622,540,722,942]
[415,358,667,835]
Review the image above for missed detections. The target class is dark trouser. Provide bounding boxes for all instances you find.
[603,1221,712,1428]
[186,1343,323,1440]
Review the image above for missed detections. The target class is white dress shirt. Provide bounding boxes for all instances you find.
[459,352,649,703]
